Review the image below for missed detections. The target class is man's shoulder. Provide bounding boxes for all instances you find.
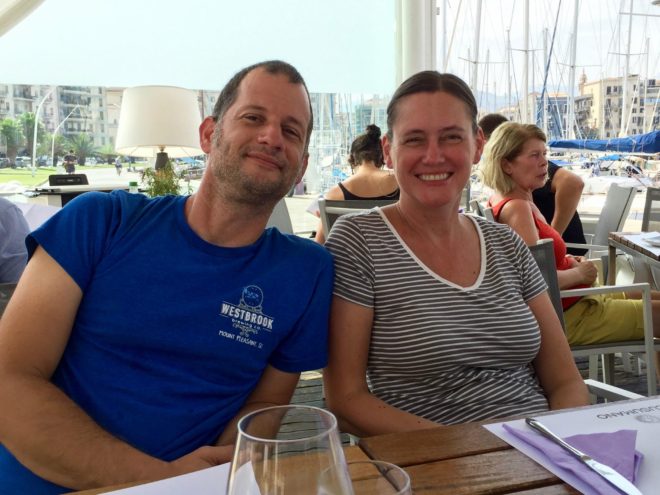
[267,230,333,262]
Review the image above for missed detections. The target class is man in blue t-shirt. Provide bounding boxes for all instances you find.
[0,61,333,494]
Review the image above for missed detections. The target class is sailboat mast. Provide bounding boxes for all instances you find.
[567,0,579,139]
[522,0,529,123]
[543,28,549,136]
[507,29,512,114]
[471,0,482,93]
[619,0,633,136]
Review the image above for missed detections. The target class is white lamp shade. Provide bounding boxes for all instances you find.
[115,85,203,158]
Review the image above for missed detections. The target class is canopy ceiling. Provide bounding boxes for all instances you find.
[0,0,396,94]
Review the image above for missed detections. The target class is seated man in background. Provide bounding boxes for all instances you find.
[0,60,333,493]
[478,113,587,255]
[0,197,30,284]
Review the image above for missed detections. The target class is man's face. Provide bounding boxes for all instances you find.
[201,68,311,205]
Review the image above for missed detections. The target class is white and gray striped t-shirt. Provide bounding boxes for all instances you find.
[325,210,550,425]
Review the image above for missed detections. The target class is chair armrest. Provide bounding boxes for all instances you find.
[560,282,649,298]
[564,242,608,251]
[584,379,644,400]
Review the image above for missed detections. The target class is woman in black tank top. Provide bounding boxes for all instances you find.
[314,125,399,243]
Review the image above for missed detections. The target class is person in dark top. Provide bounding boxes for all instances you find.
[314,124,399,243]
[532,162,587,255]
[478,113,586,255]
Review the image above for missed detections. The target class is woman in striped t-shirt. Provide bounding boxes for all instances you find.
[323,72,588,437]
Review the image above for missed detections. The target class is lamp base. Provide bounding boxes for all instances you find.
[155,151,169,170]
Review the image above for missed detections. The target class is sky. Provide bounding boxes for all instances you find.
[1,0,658,102]
[443,0,660,105]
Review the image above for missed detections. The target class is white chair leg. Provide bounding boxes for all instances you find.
[588,355,600,380]
[602,354,616,384]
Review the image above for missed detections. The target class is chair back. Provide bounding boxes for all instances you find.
[469,200,484,217]
[48,174,89,186]
[593,183,635,245]
[483,206,495,222]
[266,199,293,234]
[318,198,397,237]
[0,283,17,317]
[642,186,660,232]
[528,239,566,330]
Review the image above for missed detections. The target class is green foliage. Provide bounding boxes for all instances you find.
[141,161,184,197]
[0,118,25,165]
[18,112,46,157]
[96,144,117,164]
[66,133,97,165]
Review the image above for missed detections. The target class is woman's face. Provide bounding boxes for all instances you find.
[382,91,484,209]
[502,138,548,192]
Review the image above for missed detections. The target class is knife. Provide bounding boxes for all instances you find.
[525,418,643,495]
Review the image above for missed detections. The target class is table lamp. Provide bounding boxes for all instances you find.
[115,86,203,170]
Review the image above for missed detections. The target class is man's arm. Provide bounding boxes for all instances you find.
[550,168,584,235]
[0,247,229,490]
[215,365,301,446]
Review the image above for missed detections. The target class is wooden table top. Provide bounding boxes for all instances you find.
[69,445,370,494]
[359,422,580,495]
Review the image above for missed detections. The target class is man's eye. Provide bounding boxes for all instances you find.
[403,137,423,145]
[443,135,463,143]
[243,114,261,122]
[284,127,302,140]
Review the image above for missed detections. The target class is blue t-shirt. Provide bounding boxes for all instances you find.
[0,191,333,493]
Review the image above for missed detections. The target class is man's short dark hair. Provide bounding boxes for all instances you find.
[478,113,509,139]
[211,60,314,151]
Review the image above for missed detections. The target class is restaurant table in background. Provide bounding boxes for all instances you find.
[608,231,660,285]
[31,184,130,207]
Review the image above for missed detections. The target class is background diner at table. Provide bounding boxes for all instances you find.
[323,70,589,438]
[480,122,660,379]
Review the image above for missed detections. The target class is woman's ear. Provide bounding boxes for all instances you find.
[501,158,513,175]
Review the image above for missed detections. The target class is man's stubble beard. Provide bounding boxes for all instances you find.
[209,131,301,207]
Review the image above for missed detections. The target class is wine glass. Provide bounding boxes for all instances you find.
[347,460,411,494]
[226,405,354,494]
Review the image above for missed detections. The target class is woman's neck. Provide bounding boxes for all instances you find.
[353,161,383,175]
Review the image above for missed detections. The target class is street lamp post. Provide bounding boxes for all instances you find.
[51,105,81,173]
[31,87,54,177]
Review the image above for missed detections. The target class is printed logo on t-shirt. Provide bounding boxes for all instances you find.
[218,285,273,348]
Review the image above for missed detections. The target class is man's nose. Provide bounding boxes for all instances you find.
[257,122,284,149]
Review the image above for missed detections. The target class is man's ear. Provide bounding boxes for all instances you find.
[296,153,309,183]
[199,116,217,154]
[382,135,394,169]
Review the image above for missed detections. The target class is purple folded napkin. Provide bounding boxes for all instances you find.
[503,424,643,495]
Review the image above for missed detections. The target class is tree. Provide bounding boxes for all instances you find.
[96,143,117,164]
[37,132,66,166]
[66,133,97,165]
[0,118,25,166]
[19,112,46,158]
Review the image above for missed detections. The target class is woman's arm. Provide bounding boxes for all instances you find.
[527,293,589,410]
[323,296,437,436]
[501,199,596,289]
[550,168,584,234]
